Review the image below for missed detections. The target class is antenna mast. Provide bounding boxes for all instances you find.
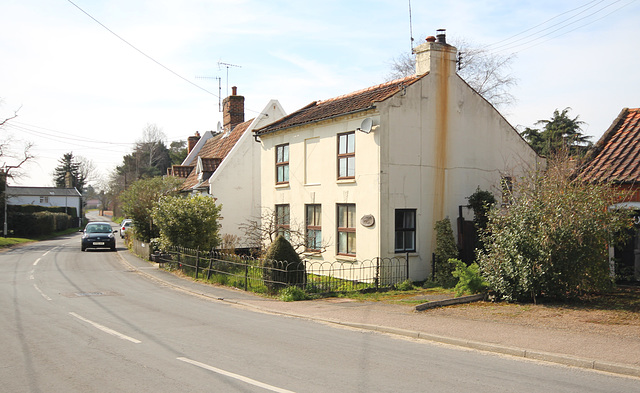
[217,61,242,97]
[195,76,222,111]
[408,0,415,52]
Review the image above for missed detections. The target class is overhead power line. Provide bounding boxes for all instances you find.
[485,0,636,54]
[66,0,218,98]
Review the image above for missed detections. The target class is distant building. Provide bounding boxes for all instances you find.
[580,107,640,281]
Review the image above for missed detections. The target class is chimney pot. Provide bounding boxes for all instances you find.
[187,131,202,153]
[223,86,245,131]
[436,29,446,44]
[426,36,436,42]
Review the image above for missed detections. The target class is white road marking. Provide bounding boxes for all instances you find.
[33,284,52,301]
[33,258,41,266]
[177,357,295,393]
[69,312,141,344]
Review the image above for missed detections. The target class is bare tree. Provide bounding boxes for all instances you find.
[76,156,97,187]
[138,123,168,169]
[1,104,33,180]
[239,208,329,257]
[386,37,517,108]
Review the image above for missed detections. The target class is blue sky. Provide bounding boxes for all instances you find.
[1,0,639,187]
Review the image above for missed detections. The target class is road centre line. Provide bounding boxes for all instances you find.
[177,357,296,393]
[33,284,52,301]
[69,312,141,344]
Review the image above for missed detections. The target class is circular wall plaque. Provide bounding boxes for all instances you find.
[360,214,375,227]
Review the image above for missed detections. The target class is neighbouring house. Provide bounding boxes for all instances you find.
[5,186,83,227]
[579,107,640,281]
[168,87,286,247]
[253,31,543,281]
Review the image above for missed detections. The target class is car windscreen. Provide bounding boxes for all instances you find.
[87,225,112,233]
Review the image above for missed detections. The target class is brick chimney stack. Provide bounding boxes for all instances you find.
[187,131,201,153]
[414,29,457,76]
[222,86,245,131]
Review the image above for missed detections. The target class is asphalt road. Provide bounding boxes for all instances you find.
[1,233,638,393]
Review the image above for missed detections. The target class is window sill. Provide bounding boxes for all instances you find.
[336,254,357,262]
[304,183,321,187]
[303,251,323,258]
[275,183,290,189]
[337,179,356,185]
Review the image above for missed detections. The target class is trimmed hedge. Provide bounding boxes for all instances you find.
[8,211,76,237]
[8,204,78,218]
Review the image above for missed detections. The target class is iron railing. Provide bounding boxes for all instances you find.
[154,247,409,294]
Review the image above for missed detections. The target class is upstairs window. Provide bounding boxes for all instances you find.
[305,204,322,251]
[276,144,289,184]
[40,196,49,203]
[395,209,416,253]
[275,204,290,240]
[337,132,355,179]
[337,203,356,255]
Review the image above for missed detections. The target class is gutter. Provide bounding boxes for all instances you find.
[254,105,377,138]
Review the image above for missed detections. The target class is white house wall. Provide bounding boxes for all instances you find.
[377,72,541,280]
[259,72,540,281]
[208,100,286,247]
[8,195,82,215]
[259,111,383,263]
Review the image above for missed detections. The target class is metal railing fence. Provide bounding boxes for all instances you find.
[154,247,409,294]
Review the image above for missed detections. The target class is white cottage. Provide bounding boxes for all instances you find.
[169,87,287,247]
[254,32,543,281]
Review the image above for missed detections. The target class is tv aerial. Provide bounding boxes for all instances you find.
[218,61,242,97]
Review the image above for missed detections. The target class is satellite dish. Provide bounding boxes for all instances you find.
[216,121,222,133]
[358,118,373,134]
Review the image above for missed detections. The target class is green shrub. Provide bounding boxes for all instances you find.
[395,279,415,291]
[434,218,459,288]
[262,236,306,293]
[8,211,75,237]
[478,158,631,302]
[152,194,222,250]
[280,286,309,302]
[450,258,488,297]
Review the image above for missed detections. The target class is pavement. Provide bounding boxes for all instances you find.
[113,247,640,379]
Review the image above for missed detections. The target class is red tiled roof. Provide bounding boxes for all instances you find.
[180,169,200,191]
[580,108,640,183]
[201,158,221,172]
[170,165,194,178]
[176,118,253,191]
[254,75,423,136]
[198,119,252,159]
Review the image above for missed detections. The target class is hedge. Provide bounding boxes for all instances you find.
[7,211,76,237]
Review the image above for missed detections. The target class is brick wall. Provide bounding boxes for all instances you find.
[223,86,245,131]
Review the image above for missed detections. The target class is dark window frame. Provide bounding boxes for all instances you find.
[395,209,416,253]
